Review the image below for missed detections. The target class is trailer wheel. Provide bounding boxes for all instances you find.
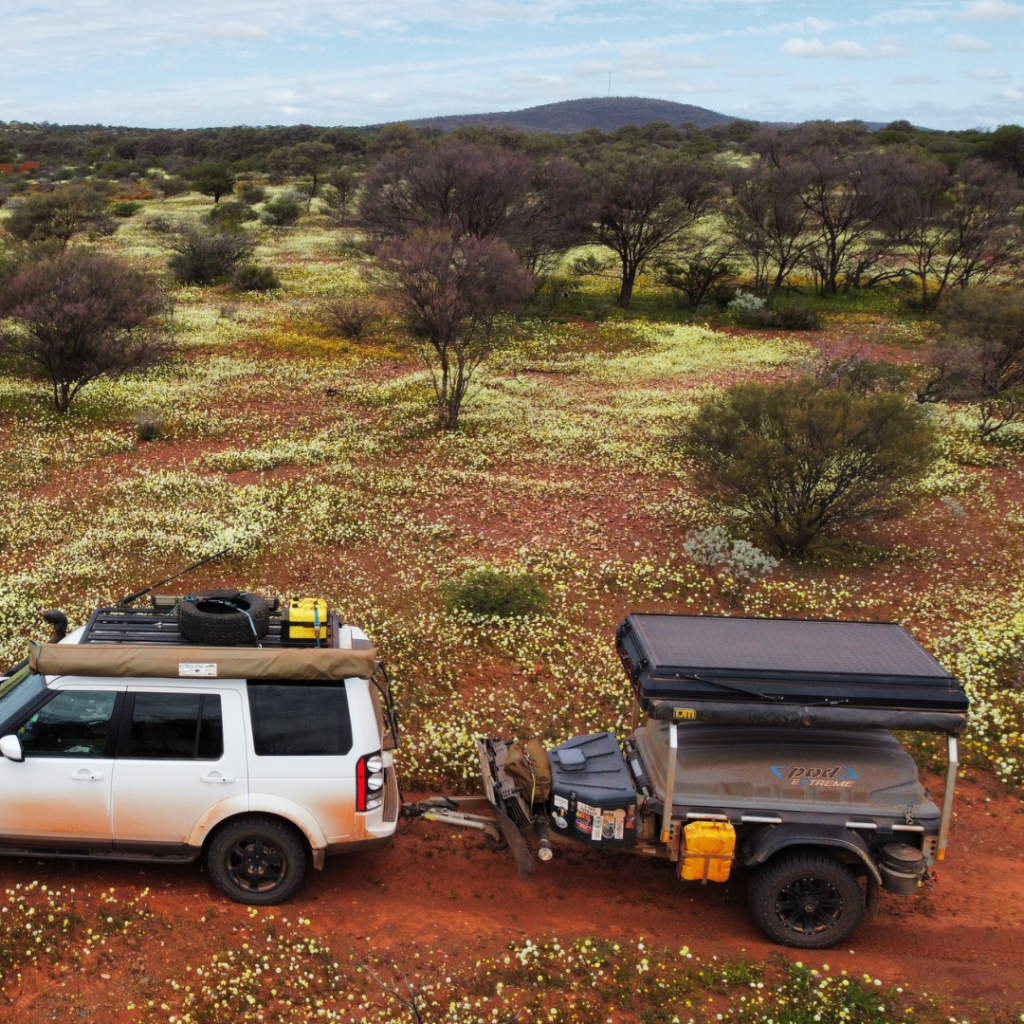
[178,590,270,646]
[748,851,863,949]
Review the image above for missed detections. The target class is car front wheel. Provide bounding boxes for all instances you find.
[208,815,308,905]
[747,850,864,949]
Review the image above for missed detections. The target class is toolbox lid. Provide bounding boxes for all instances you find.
[549,732,637,806]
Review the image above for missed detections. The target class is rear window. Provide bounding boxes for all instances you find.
[248,682,352,756]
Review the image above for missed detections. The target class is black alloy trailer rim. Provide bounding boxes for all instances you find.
[226,837,288,892]
[774,877,845,935]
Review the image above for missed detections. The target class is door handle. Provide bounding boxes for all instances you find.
[70,768,103,781]
[200,772,235,784]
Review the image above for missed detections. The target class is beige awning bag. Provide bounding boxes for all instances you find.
[29,641,376,682]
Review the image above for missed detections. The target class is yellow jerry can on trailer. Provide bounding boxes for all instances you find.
[284,597,330,644]
[681,820,735,882]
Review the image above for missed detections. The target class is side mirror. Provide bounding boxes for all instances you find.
[0,735,24,762]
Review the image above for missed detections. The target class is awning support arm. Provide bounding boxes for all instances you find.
[661,723,678,845]
[937,734,958,861]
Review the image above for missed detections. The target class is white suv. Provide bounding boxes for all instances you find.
[0,599,400,904]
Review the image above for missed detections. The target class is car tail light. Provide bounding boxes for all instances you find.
[357,752,385,812]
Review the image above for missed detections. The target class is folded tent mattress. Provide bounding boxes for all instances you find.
[616,614,969,734]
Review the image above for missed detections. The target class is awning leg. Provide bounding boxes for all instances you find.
[661,723,678,845]
[937,734,958,861]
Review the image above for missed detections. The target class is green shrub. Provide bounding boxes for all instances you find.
[166,226,255,286]
[206,200,257,228]
[233,263,280,292]
[442,567,549,618]
[236,182,267,205]
[111,200,141,218]
[261,197,302,227]
[679,379,935,556]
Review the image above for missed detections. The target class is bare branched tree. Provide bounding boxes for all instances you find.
[375,229,535,430]
[360,139,591,271]
[918,287,1024,435]
[588,153,714,308]
[726,163,810,306]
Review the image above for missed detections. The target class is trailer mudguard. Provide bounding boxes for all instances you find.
[742,824,882,885]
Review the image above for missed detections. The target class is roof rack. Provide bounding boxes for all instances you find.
[80,604,339,649]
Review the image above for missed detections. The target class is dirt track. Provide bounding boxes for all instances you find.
[2,770,1022,1022]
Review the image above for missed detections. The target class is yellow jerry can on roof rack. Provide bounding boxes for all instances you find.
[284,597,330,645]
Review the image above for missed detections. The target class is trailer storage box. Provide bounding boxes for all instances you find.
[548,732,638,849]
[617,613,968,733]
[633,721,941,830]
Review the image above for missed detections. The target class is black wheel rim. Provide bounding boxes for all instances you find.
[226,836,288,893]
[774,876,845,936]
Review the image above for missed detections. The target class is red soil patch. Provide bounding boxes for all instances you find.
[1,773,1021,1022]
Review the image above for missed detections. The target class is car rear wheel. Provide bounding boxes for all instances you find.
[208,816,308,905]
[748,851,863,949]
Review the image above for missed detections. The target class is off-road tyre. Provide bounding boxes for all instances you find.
[178,590,270,646]
[748,851,863,949]
[207,816,308,905]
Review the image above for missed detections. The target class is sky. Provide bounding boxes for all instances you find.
[1,0,1022,130]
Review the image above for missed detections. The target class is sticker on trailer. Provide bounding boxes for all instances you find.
[553,794,569,810]
[612,808,626,840]
[179,662,217,678]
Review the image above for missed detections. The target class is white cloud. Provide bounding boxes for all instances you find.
[861,7,938,26]
[964,68,1011,78]
[781,38,907,60]
[896,74,941,84]
[958,0,1022,20]
[783,38,870,59]
[204,22,269,39]
[945,32,995,50]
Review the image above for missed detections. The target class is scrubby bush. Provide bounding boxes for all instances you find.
[153,175,189,198]
[232,263,280,292]
[442,567,549,618]
[815,355,910,394]
[206,200,257,228]
[261,195,302,227]
[321,295,381,338]
[679,379,935,556]
[166,226,255,285]
[683,526,777,603]
[136,411,164,441]
[236,182,267,205]
[3,184,107,249]
[111,200,141,218]
[919,287,1024,435]
[729,292,822,330]
[0,251,168,413]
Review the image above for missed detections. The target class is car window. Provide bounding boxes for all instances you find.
[248,682,352,756]
[0,666,48,730]
[17,690,117,758]
[125,693,224,760]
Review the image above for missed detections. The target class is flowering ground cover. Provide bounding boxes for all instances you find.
[2,193,1024,1020]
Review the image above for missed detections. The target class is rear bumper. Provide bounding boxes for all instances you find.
[324,834,394,857]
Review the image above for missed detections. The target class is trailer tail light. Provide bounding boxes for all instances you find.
[357,752,385,812]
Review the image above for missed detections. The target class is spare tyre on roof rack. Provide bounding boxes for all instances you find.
[178,590,271,646]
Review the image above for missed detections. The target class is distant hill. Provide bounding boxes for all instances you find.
[392,97,736,135]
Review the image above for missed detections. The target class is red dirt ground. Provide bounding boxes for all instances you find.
[1,771,1022,1022]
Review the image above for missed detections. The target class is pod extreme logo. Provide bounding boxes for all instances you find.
[770,765,858,787]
